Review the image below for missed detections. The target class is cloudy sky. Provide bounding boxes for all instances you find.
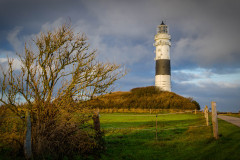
[0,0,240,112]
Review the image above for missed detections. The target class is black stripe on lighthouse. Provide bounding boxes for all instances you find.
[155,59,171,75]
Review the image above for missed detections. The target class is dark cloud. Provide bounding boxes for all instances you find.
[0,0,88,34]
[0,0,240,112]
[80,0,240,72]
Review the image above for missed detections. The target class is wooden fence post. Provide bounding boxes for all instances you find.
[195,109,197,114]
[204,106,206,118]
[204,106,209,126]
[24,111,32,160]
[211,101,219,139]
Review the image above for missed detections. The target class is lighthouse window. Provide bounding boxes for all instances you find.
[161,26,167,33]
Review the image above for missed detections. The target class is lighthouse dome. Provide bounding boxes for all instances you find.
[158,21,168,34]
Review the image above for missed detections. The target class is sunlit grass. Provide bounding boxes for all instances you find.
[219,113,240,118]
[100,113,240,160]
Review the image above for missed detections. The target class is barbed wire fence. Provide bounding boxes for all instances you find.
[99,111,210,141]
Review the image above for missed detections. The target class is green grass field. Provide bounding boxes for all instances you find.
[99,113,240,160]
[219,113,240,118]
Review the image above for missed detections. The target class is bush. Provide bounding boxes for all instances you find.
[32,111,97,159]
[0,103,104,159]
[130,86,161,96]
[0,106,25,157]
[192,100,201,110]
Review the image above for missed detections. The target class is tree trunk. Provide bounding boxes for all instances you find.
[92,110,100,132]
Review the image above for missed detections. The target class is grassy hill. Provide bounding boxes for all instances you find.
[87,86,200,110]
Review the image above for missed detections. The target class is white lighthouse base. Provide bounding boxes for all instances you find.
[155,75,171,92]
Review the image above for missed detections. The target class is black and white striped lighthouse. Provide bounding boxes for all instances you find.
[154,21,171,91]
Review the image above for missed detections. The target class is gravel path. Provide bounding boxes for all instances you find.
[218,115,240,127]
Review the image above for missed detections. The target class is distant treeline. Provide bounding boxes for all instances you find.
[84,86,200,110]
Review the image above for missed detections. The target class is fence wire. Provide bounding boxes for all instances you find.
[100,113,209,140]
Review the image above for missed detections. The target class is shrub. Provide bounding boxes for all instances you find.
[130,86,161,96]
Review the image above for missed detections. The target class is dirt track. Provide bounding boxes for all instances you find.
[218,115,240,127]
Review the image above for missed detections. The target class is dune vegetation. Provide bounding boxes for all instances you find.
[85,86,200,111]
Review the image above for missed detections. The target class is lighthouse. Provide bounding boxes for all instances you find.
[154,21,171,91]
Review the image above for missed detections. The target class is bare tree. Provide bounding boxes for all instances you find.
[0,23,126,158]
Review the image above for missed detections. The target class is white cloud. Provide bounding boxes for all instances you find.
[11,58,22,70]
[74,19,151,65]
[172,68,212,82]
[172,30,240,68]
[0,57,8,63]
[97,44,149,65]
[0,57,22,70]
[172,68,240,88]
[177,80,240,89]
[7,27,23,52]
[0,49,16,61]
[82,0,156,39]
[40,17,66,32]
